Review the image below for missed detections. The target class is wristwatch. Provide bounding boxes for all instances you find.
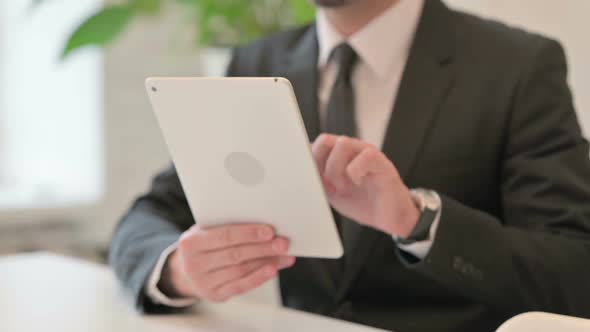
[398,189,441,245]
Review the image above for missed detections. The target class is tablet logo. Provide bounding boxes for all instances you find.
[224,152,265,187]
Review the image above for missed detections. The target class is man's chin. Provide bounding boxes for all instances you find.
[313,0,354,8]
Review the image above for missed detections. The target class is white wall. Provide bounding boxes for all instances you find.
[87,3,202,242]
[0,0,103,209]
[445,0,590,136]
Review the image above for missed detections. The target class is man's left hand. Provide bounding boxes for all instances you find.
[311,134,420,238]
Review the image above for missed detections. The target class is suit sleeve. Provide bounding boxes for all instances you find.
[108,52,241,313]
[406,39,590,317]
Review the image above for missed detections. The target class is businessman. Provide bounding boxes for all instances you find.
[109,0,590,331]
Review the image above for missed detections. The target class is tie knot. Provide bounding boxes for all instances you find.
[332,43,358,83]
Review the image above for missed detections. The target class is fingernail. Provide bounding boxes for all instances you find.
[265,266,277,278]
[273,238,288,253]
[258,227,273,240]
[279,256,296,267]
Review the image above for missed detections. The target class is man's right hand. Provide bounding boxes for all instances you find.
[159,224,295,303]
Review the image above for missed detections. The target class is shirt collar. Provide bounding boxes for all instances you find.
[316,0,425,80]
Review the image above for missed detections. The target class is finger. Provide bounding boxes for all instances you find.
[212,263,279,302]
[201,256,295,290]
[311,134,338,177]
[197,237,290,272]
[346,147,391,185]
[324,136,365,190]
[179,223,275,253]
[277,255,297,269]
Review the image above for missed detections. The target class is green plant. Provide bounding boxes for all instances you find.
[34,0,316,59]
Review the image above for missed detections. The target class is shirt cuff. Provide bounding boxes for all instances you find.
[146,242,199,308]
[393,195,442,260]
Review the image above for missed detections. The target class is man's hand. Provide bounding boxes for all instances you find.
[312,134,420,238]
[160,224,295,303]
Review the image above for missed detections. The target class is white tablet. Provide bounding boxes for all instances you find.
[145,77,343,259]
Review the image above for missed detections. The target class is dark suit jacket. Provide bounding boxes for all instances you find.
[109,1,590,331]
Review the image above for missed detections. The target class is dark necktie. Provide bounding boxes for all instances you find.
[325,43,358,137]
[325,43,360,264]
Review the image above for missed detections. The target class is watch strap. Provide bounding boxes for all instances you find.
[397,189,440,245]
[397,208,438,245]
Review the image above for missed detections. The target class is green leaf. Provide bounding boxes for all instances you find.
[289,0,316,24]
[130,0,161,15]
[61,5,134,60]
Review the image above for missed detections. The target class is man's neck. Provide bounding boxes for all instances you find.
[323,0,400,38]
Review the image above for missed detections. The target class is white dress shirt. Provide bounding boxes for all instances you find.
[147,0,440,306]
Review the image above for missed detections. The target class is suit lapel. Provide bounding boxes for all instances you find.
[336,0,457,301]
[281,25,321,142]
[381,2,456,181]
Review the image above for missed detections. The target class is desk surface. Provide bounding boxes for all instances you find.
[0,253,386,332]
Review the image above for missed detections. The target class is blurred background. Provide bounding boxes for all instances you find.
[0,0,588,263]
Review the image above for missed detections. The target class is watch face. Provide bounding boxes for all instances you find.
[414,189,441,211]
